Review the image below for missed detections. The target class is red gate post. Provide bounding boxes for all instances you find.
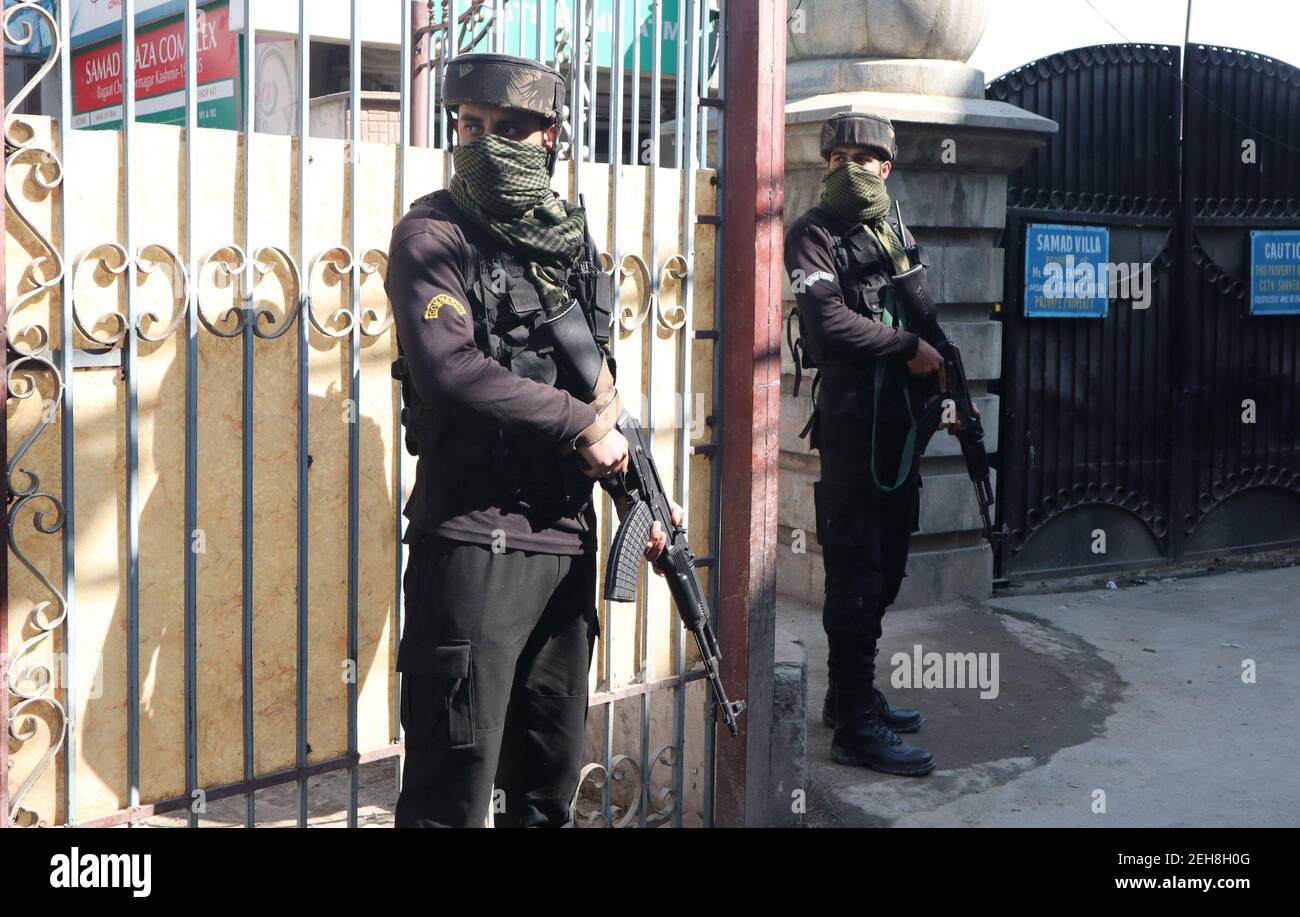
[410,0,429,146]
[715,0,786,827]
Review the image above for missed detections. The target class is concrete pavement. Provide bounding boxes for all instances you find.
[781,563,1300,827]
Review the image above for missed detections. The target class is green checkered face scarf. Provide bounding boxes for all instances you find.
[448,132,587,306]
[820,161,910,278]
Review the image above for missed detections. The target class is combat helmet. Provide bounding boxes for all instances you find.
[442,52,567,173]
[819,112,897,163]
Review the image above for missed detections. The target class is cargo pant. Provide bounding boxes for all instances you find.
[812,410,921,688]
[394,531,599,828]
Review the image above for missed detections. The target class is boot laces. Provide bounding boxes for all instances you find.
[867,707,904,747]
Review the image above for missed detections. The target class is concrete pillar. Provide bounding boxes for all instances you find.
[777,0,1057,608]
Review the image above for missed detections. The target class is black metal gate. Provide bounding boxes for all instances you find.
[988,43,1300,581]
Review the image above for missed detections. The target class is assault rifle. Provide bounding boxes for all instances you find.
[892,202,998,545]
[601,411,747,737]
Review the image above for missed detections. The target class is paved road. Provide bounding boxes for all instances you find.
[782,564,1300,827]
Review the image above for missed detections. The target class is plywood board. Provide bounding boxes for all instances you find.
[6,116,717,825]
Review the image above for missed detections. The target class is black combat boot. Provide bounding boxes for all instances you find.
[829,681,935,776]
[823,648,923,732]
[823,681,924,733]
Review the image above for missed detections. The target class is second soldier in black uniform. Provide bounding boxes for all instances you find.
[386,54,680,826]
[784,112,950,776]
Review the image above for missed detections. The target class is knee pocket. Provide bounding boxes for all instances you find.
[399,639,475,750]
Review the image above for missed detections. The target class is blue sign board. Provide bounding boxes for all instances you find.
[1024,223,1111,318]
[1249,231,1300,315]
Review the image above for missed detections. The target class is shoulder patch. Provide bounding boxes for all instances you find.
[424,292,467,320]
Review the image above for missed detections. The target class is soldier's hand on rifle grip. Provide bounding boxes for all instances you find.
[644,500,685,570]
[907,338,946,392]
[578,427,630,478]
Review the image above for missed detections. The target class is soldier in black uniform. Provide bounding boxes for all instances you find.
[386,53,680,827]
[784,112,954,776]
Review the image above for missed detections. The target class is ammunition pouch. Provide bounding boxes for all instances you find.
[888,263,935,327]
[543,298,606,394]
[536,298,622,451]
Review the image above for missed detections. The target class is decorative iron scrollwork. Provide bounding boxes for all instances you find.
[617,253,653,331]
[4,0,69,829]
[249,245,302,340]
[305,246,390,338]
[655,254,690,331]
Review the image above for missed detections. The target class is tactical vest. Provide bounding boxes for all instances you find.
[787,207,917,401]
[390,191,613,517]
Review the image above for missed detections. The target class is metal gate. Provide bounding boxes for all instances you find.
[988,43,1300,581]
[2,0,774,829]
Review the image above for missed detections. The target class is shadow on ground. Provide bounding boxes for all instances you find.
[789,598,1126,827]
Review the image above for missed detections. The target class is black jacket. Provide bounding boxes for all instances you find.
[386,192,599,555]
[784,205,925,427]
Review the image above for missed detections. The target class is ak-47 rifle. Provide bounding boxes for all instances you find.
[534,224,746,738]
[891,201,999,546]
[601,412,747,737]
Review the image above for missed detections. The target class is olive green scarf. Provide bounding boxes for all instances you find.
[820,161,912,312]
[429,132,587,306]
